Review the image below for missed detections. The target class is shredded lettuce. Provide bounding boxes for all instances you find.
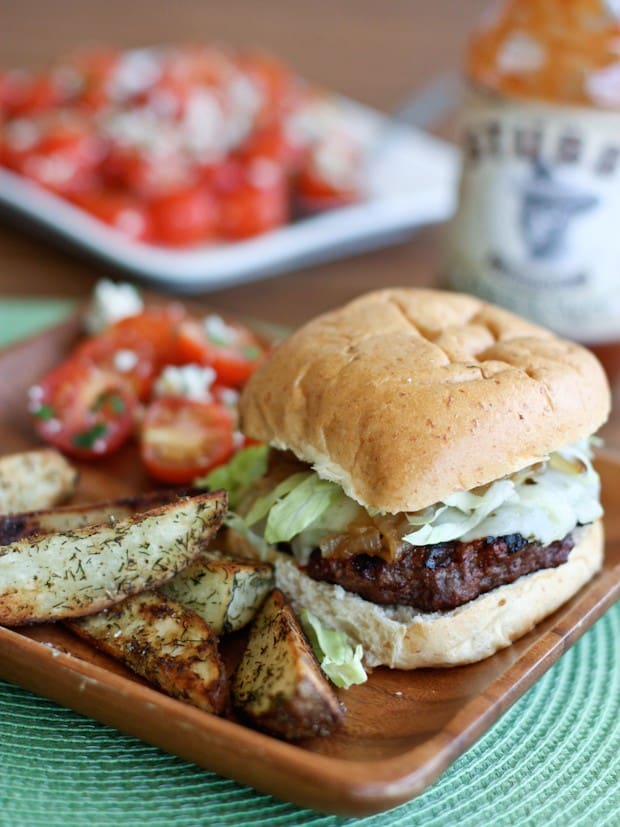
[403,439,602,547]
[210,439,602,562]
[196,444,268,510]
[300,609,367,689]
[223,511,273,561]
[245,472,347,546]
[265,475,346,544]
[244,471,312,528]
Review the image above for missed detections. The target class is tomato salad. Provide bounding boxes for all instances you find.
[1,45,363,246]
[28,281,267,484]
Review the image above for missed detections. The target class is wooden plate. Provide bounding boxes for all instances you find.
[0,315,618,817]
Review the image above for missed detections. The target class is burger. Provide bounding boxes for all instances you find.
[217,289,611,669]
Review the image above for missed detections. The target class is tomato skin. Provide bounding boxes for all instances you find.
[237,123,305,173]
[71,190,152,241]
[141,396,235,484]
[68,49,120,112]
[149,186,217,246]
[102,144,194,199]
[238,52,299,124]
[295,167,359,212]
[176,319,267,388]
[216,163,288,239]
[108,306,187,368]
[30,358,137,459]
[3,119,105,196]
[74,331,157,400]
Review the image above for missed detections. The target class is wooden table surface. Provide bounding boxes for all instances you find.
[1,0,619,446]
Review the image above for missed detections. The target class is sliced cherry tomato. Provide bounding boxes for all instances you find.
[237,123,305,173]
[238,52,300,124]
[29,358,137,459]
[141,396,235,484]
[295,167,359,211]
[102,144,194,199]
[176,318,267,387]
[149,185,217,245]
[71,189,152,241]
[216,161,288,239]
[68,49,120,112]
[109,306,187,369]
[3,117,105,196]
[74,331,157,400]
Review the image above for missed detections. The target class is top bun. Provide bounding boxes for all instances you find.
[240,289,611,513]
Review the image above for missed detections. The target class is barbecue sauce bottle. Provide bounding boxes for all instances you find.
[445,0,620,378]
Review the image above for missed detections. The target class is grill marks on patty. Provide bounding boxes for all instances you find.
[305,532,575,612]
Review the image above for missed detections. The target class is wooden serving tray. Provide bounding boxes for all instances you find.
[0,315,618,817]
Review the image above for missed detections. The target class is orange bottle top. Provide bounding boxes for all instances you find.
[468,0,620,108]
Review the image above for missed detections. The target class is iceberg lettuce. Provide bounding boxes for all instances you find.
[197,444,268,510]
[300,609,367,689]
[403,439,602,547]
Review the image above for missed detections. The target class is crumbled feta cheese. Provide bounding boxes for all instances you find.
[183,89,225,155]
[154,364,217,401]
[232,430,245,450]
[313,134,358,188]
[28,385,44,402]
[113,349,139,373]
[247,158,281,189]
[85,280,144,334]
[218,387,240,408]
[106,48,162,101]
[5,118,39,151]
[497,32,545,74]
[203,314,241,346]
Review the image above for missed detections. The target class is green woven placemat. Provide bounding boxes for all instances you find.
[0,298,75,349]
[0,300,618,827]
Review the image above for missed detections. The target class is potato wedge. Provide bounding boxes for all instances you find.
[0,487,201,545]
[161,551,274,635]
[67,590,227,714]
[0,491,226,626]
[232,588,342,739]
[0,449,77,515]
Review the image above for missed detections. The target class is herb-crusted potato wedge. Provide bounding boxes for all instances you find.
[0,449,78,515]
[67,590,227,714]
[0,487,200,545]
[232,588,342,739]
[0,491,226,626]
[161,551,274,635]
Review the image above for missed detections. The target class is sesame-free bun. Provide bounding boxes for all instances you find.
[273,521,604,669]
[240,289,610,513]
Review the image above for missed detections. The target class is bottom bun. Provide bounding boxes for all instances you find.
[274,521,604,669]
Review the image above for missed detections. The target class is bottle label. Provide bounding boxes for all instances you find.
[446,88,620,343]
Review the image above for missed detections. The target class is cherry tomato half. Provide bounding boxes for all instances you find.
[141,396,235,484]
[149,186,217,246]
[216,161,288,240]
[176,318,267,387]
[74,330,157,400]
[29,358,137,459]
[72,189,153,242]
[2,117,105,196]
[109,306,187,369]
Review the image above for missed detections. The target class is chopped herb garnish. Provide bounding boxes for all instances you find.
[72,423,108,449]
[207,332,229,346]
[243,345,262,361]
[34,404,55,421]
[91,391,125,415]
[109,394,126,414]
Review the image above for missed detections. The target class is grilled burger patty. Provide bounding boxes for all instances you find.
[305,532,575,612]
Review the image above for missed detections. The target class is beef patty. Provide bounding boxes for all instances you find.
[305,532,575,612]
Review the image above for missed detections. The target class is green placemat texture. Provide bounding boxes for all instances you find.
[0,298,75,349]
[0,300,618,827]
